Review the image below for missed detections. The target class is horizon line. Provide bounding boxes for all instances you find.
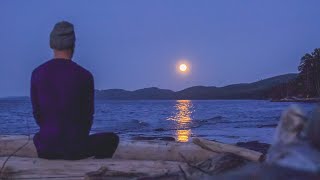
[0,72,297,98]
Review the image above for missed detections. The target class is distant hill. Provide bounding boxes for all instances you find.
[95,73,298,100]
[95,87,175,100]
[0,96,29,100]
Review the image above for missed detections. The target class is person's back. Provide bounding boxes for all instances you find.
[32,58,94,158]
[31,21,119,160]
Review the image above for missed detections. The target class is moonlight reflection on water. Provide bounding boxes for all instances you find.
[168,100,194,142]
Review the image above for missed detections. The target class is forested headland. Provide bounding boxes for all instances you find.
[269,48,320,100]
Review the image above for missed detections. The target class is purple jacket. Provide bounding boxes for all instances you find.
[31,58,94,157]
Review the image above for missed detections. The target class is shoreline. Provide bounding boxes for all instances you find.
[271,97,320,103]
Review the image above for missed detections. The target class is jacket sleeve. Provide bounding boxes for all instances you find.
[31,71,41,126]
[86,74,95,129]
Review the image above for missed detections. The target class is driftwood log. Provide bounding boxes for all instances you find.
[0,136,265,179]
[0,136,263,162]
[0,157,188,179]
[193,138,263,162]
[0,135,217,163]
[0,154,249,179]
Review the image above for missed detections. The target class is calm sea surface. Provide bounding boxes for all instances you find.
[0,98,317,143]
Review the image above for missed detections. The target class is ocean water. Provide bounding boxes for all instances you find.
[0,98,317,143]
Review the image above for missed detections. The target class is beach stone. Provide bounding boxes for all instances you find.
[159,137,175,141]
[256,124,278,128]
[305,107,320,150]
[131,136,175,141]
[154,128,165,132]
[266,105,320,172]
[236,141,270,154]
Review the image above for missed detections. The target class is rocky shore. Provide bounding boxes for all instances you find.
[271,97,320,103]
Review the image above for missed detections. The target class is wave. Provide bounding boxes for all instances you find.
[151,116,226,132]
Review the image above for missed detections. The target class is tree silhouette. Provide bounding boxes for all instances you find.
[297,48,320,97]
[268,48,320,99]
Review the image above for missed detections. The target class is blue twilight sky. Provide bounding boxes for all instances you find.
[1,0,320,97]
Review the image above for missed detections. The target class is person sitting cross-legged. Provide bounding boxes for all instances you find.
[31,21,119,160]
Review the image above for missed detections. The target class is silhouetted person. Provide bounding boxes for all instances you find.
[31,21,119,160]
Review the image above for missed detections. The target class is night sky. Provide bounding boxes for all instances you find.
[1,0,320,97]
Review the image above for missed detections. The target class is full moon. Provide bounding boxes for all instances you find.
[179,64,187,72]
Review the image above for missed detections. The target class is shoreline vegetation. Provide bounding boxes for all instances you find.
[269,48,320,102]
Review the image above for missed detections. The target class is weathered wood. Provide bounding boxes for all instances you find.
[0,155,249,180]
[0,135,37,158]
[0,135,217,163]
[193,138,263,162]
[0,136,265,179]
[0,157,188,179]
[194,153,246,174]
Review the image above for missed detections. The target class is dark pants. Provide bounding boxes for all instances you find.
[87,132,119,158]
[34,132,119,160]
